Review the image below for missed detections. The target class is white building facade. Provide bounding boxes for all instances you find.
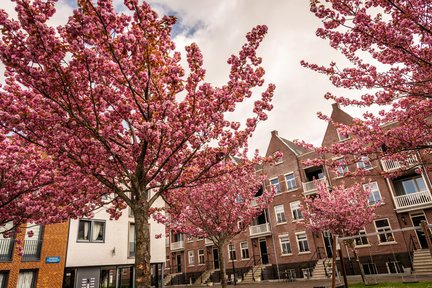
[63,195,166,288]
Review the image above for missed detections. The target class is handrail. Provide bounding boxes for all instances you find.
[195,260,211,284]
[251,255,263,281]
[310,247,323,261]
[408,234,417,272]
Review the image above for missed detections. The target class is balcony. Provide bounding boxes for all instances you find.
[394,190,432,212]
[205,238,213,246]
[302,178,328,195]
[0,239,14,262]
[170,241,185,251]
[249,223,271,238]
[129,242,136,257]
[22,239,42,261]
[381,155,418,172]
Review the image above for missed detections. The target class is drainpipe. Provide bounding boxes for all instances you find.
[267,209,280,280]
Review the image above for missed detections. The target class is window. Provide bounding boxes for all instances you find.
[290,201,303,220]
[100,267,116,288]
[17,270,37,288]
[354,230,369,246]
[128,224,135,257]
[188,250,194,265]
[240,242,249,259]
[23,224,43,261]
[173,233,184,242]
[336,158,349,177]
[394,175,427,196]
[228,244,236,261]
[386,261,404,273]
[198,249,205,265]
[363,182,382,204]
[270,178,280,194]
[296,232,309,253]
[77,220,105,242]
[374,219,395,243]
[357,156,372,170]
[0,271,8,288]
[186,235,194,242]
[337,128,349,141]
[285,173,297,190]
[362,263,377,275]
[274,205,286,224]
[279,235,292,255]
[0,223,14,262]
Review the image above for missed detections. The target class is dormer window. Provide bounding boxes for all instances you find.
[337,128,350,141]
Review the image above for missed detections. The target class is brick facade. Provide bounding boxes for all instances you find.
[0,222,69,288]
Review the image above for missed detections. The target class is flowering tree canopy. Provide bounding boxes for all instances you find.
[0,1,274,287]
[163,156,273,288]
[301,0,432,174]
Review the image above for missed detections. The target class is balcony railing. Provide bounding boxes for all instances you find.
[381,155,418,172]
[302,177,327,195]
[170,240,185,251]
[249,223,271,238]
[205,238,213,246]
[129,242,136,257]
[394,190,432,210]
[0,239,14,261]
[22,239,42,261]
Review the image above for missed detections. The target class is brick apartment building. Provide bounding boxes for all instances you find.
[0,222,69,288]
[164,103,432,285]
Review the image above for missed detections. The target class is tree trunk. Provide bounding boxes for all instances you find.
[354,249,366,284]
[332,235,337,288]
[218,240,227,288]
[134,204,152,288]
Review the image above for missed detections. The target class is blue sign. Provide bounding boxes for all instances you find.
[45,256,61,263]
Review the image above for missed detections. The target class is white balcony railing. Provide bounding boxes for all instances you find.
[394,190,432,209]
[302,177,328,195]
[249,223,271,237]
[170,241,185,251]
[205,238,213,246]
[381,155,418,172]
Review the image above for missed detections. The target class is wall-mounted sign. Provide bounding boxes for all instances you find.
[46,256,61,263]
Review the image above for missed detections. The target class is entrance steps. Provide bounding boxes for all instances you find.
[413,249,432,275]
[311,259,331,280]
[242,264,265,283]
[163,272,182,286]
[194,269,214,285]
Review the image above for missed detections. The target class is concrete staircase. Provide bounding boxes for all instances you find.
[311,259,331,280]
[242,264,264,283]
[194,269,214,285]
[413,249,432,275]
[163,272,182,286]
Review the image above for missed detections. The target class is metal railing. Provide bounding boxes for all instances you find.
[0,239,14,261]
[310,246,323,261]
[170,240,185,251]
[249,223,271,237]
[394,190,432,209]
[22,239,42,261]
[302,178,327,195]
[205,238,213,246]
[381,155,418,172]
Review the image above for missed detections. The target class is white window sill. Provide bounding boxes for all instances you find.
[281,253,293,257]
[378,241,397,246]
[276,222,287,226]
[355,244,371,249]
[298,251,311,255]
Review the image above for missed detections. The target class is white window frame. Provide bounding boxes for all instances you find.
[270,177,281,194]
[363,182,382,204]
[290,201,303,221]
[285,172,297,191]
[274,204,287,224]
[240,242,250,260]
[335,157,349,177]
[354,229,369,246]
[188,250,195,265]
[374,218,395,244]
[357,156,372,170]
[296,232,310,253]
[279,234,292,255]
[228,244,237,261]
[198,249,205,265]
[337,128,350,141]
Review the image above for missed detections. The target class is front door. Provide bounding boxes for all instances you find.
[411,214,429,249]
[323,231,333,258]
[213,248,220,269]
[176,254,182,273]
[259,239,269,264]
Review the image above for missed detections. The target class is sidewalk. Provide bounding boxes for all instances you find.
[168,274,432,287]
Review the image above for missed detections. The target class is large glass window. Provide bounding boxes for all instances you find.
[285,173,297,191]
[290,201,303,220]
[17,270,37,288]
[0,271,8,288]
[188,250,194,265]
[100,267,116,288]
[336,158,349,177]
[357,156,372,170]
[240,242,249,259]
[279,235,292,255]
[270,178,281,194]
[274,205,286,223]
[374,219,395,243]
[296,232,309,253]
[363,182,382,204]
[354,230,369,246]
[198,249,205,265]
[228,244,236,261]
[77,220,105,242]
[394,175,426,196]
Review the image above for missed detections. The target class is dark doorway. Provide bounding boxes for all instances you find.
[213,248,220,269]
[411,214,429,249]
[176,254,182,273]
[323,231,333,258]
[259,239,269,265]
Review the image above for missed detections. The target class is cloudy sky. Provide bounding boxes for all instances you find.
[1,0,365,155]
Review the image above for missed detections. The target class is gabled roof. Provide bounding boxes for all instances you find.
[279,136,310,156]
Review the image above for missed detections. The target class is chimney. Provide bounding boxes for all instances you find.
[271,130,278,136]
[332,102,340,110]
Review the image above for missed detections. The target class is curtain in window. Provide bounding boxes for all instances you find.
[92,222,103,241]
[25,224,41,240]
[17,271,34,288]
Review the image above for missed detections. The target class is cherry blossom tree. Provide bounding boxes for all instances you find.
[163,156,273,288]
[301,181,377,288]
[301,0,432,174]
[0,1,274,287]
